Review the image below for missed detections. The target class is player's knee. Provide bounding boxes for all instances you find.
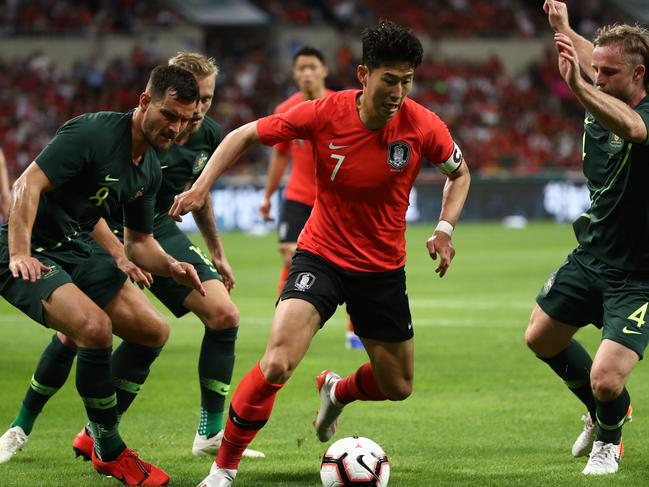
[590,370,624,402]
[148,314,170,347]
[77,311,113,348]
[56,331,78,349]
[524,319,545,355]
[203,302,240,330]
[379,377,412,401]
[260,353,296,384]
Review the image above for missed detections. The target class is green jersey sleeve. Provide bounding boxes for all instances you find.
[35,115,91,187]
[634,102,649,146]
[123,151,162,234]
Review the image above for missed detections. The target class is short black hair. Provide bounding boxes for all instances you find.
[147,65,200,103]
[361,20,423,70]
[293,45,326,65]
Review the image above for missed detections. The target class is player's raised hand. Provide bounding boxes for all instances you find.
[212,254,236,292]
[170,261,205,296]
[169,187,206,222]
[426,232,455,278]
[555,33,581,88]
[543,1,570,33]
[116,256,153,289]
[9,255,52,282]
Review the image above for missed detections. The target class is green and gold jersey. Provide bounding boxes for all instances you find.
[31,111,161,251]
[573,95,649,271]
[153,115,222,218]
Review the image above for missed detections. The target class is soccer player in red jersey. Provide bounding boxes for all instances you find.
[171,20,471,486]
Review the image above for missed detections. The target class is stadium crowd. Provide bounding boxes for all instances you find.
[0,0,630,180]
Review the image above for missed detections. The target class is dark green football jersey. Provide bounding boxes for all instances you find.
[153,115,222,218]
[30,111,161,251]
[573,96,649,271]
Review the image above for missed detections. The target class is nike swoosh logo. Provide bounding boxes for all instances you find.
[329,142,350,150]
[623,327,642,335]
[104,175,119,182]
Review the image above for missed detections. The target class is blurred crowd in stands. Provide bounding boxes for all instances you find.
[0,0,630,180]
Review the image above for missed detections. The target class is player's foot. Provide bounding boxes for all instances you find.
[72,426,94,461]
[582,440,623,475]
[0,426,28,464]
[314,370,343,442]
[572,406,632,458]
[196,463,236,487]
[345,332,364,350]
[192,431,265,458]
[91,447,170,486]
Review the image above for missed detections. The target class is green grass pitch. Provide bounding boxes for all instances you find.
[1,222,648,486]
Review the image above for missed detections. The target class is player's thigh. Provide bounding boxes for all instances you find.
[44,283,112,348]
[260,297,322,383]
[183,278,239,329]
[104,281,169,347]
[278,242,298,267]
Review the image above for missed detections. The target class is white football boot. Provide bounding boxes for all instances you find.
[0,426,28,464]
[582,441,622,475]
[572,406,632,457]
[192,431,265,458]
[314,370,344,442]
[196,463,237,487]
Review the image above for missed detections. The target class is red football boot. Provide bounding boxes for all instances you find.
[91,447,170,486]
[72,427,94,461]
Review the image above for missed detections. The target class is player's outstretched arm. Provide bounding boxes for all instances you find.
[192,194,236,291]
[170,121,260,221]
[124,227,205,295]
[260,149,289,221]
[427,161,470,278]
[555,33,648,143]
[543,0,595,81]
[8,162,53,282]
[91,218,153,288]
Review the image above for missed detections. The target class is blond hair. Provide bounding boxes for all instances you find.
[168,52,219,78]
[594,24,649,88]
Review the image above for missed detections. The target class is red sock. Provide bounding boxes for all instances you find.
[278,266,290,295]
[217,363,283,469]
[334,362,387,405]
[347,319,354,333]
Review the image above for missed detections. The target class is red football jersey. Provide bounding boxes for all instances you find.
[273,90,334,207]
[257,89,455,272]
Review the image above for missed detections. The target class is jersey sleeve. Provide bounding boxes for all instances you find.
[421,110,455,164]
[35,115,91,187]
[123,157,162,234]
[257,100,317,147]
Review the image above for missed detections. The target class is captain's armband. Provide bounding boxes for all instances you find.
[436,143,463,175]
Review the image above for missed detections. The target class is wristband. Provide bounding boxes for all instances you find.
[434,220,454,237]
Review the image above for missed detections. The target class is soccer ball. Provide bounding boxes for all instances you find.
[320,436,390,486]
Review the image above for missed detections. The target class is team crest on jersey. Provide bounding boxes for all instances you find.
[387,141,411,171]
[608,133,624,151]
[295,272,316,291]
[193,151,209,174]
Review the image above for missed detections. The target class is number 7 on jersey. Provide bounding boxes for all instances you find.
[330,153,345,181]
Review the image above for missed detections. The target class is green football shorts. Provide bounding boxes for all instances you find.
[150,218,222,317]
[0,236,127,326]
[537,247,649,359]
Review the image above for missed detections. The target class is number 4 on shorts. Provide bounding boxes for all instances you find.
[628,302,648,328]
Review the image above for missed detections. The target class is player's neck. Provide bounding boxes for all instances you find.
[131,108,148,165]
[356,94,388,130]
[302,86,325,101]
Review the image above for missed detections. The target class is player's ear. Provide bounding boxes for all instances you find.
[139,92,151,111]
[634,64,645,82]
[357,65,368,87]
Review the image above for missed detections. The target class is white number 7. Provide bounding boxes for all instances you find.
[330,154,345,181]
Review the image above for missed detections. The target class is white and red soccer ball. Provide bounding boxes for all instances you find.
[320,436,390,487]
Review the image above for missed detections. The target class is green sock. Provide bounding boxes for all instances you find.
[76,347,125,462]
[197,327,238,437]
[11,334,76,435]
[539,339,596,419]
[596,388,630,445]
[112,342,162,416]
